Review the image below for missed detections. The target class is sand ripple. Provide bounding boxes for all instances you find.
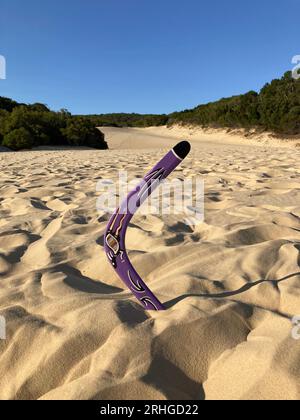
[0,139,300,400]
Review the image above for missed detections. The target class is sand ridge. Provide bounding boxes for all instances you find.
[0,129,300,400]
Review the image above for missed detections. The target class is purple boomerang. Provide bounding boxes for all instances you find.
[104,141,191,311]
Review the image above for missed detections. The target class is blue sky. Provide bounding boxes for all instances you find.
[0,0,299,114]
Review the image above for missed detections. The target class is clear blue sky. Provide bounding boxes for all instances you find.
[0,0,299,114]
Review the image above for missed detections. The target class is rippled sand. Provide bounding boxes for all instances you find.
[0,128,300,400]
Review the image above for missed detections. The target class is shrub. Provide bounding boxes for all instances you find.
[0,109,9,144]
[0,102,108,150]
[61,117,108,149]
[2,128,33,150]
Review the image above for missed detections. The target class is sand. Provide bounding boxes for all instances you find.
[0,126,300,400]
[102,125,300,150]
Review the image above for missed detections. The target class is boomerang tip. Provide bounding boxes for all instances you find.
[173,141,191,160]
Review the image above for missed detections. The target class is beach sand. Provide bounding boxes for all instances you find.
[0,126,300,400]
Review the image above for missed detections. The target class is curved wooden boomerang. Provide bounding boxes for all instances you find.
[105,141,191,311]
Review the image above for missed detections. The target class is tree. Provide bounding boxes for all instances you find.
[0,97,20,112]
[27,103,50,112]
[61,117,108,149]
[2,128,33,150]
[0,109,9,144]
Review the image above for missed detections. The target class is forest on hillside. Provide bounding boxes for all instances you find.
[169,72,300,135]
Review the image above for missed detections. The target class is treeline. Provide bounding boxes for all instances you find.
[0,99,108,151]
[86,71,300,136]
[85,113,169,128]
[1,71,299,151]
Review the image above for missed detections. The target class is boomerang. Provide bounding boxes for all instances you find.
[105,141,191,311]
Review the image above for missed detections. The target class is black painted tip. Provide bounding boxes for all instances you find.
[173,141,191,160]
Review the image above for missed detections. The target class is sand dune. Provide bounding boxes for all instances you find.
[101,125,300,150]
[0,128,300,400]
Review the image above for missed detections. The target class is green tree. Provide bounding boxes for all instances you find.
[27,103,50,112]
[61,117,108,149]
[2,128,33,150]
[0,109,9,144]
[0,97,21,112]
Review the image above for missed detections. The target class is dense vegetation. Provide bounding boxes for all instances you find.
[85,113,168,128]
[0,99,107,151]
[1,71,299,151]
[86,71,300,136]
[169,72,300,135]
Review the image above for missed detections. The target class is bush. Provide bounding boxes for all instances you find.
[0,109,9,144]
[61,117,108,149]
[0,104,107,150]
[1,106,65,147]
[2,128,33,150]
